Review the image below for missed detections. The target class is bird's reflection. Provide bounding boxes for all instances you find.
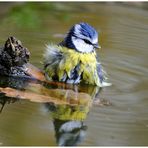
[0,76,102,146]
[44,102,90,146]
[54,119,87,146]
[43,84,99,146]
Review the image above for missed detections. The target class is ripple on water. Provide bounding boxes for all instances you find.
[0,2,148,146]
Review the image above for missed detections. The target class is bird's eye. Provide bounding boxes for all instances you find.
[83,39,92,45]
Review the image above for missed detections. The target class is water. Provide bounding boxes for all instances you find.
[0,2,148,146]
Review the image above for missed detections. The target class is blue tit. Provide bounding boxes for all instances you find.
[44,22,111,87]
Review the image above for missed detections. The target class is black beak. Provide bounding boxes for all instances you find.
[93,44,101,49]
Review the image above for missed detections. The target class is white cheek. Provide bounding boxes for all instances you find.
[72,37,94,53]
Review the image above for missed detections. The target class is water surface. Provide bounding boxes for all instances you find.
[0,2,148,146]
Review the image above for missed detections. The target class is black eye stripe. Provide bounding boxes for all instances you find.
[83,39,92,45]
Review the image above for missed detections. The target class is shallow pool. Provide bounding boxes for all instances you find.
[0,2,148,146]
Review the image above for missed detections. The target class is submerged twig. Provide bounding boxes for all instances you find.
[0,87,70,105]
[0,87,93,106]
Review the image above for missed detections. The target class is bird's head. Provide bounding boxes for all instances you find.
[64,22,100,53]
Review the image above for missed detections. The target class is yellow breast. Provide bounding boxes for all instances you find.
[58,47,101,86]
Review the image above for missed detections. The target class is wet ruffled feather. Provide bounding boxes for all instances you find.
[44,44,111,87]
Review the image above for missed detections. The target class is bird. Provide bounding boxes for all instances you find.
[44,22,111,87]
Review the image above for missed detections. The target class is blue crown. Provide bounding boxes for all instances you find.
[68,22,98,40]
[77,23,98,40]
